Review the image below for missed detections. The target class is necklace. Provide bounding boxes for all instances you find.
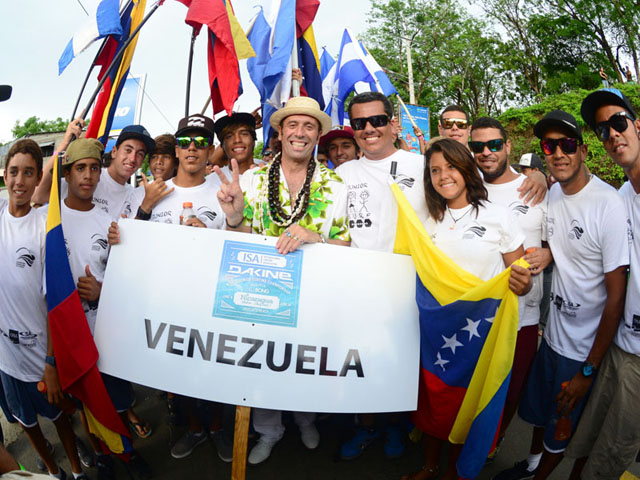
[447,205,472,230]
[262,152,317,229]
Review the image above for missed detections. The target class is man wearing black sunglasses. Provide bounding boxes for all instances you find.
[495,110,629,480]
[556,89,640,480]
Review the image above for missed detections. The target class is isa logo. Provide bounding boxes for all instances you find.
[213,241,303,327]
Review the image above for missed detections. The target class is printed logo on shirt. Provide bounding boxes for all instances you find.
[94,197,109,214]
[631,314,640,332]
[462,223,487,239]
[123,202,132,218]
[198,206,218,222]
[508,201,529,215]
[552,293,580,317]
[64,238,71,257]
[568,219,584,240]
[627,219,634,242]
[15,247,36,268]
[151,210,174,224]
[395,174,415,190]
[547,216,555,238]
[0,327,38,348]
[91,234,108,251]
[347,190,372,228]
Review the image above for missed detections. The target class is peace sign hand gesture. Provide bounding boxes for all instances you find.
[214,158,245,228]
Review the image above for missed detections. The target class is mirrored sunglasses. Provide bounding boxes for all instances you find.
[540,137,580,155]
[468,138,504,154]
[441,118,468,129]
[176,136,211,149]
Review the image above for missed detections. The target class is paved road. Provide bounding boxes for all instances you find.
[4,384,640,479]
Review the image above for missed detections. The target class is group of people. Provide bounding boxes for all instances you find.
[0,85,638,480]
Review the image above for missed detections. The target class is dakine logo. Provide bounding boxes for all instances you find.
[15,247,35,268]
[395,175,415,190]
[187,117,205,127]
[509,202,529,215]
[462,224,487,239]
[91,234,108,251]
[553,293,580,317]
[198,207,218,222]
[568,219,584,240]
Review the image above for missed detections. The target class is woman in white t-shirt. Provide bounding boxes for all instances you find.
[404,139,531,480]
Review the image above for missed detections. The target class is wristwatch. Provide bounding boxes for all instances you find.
[582,361,596,377]
[136,206,152,221]
[45,355,56,367]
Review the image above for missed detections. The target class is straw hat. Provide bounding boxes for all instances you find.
[270,96,332,134]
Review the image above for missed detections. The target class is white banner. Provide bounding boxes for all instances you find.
[95,220,420,413]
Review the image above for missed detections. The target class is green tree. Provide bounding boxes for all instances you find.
[12,116,68,139]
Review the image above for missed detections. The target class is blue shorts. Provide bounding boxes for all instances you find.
[518,339,592,453]
[101,373,134,413]
[0,370,62,428]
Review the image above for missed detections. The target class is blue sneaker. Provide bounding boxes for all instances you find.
[340,427,379,460]
[384,424,406,459]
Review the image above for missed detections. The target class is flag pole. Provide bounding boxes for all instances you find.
[70,0,135,120]
[396,94,417,128]
[78,0,162,120]
[185,26,198,117]
[291,19,300,97]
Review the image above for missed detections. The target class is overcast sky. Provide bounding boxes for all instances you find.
[0,0,372,144]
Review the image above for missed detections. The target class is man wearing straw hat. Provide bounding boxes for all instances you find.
[214,95,351,465]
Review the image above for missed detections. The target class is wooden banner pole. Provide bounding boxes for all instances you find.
[231,406,251,480]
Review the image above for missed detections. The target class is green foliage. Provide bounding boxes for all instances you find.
[12,116,69,138]
[500,84,640,187]
[253,141,264,158]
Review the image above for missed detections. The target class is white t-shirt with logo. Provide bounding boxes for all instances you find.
[0,205,49,382]
[614,181,640,355]
[544,176,630,361]
[336,149,428,252]
[60,203,111,335]
[148,178,225,228]
[62,168,134,220]
[484,175,547,328]
[424,202,524,281]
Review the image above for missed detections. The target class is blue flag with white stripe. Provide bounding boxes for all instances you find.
[320,47,335,81]
[58,0,123,75]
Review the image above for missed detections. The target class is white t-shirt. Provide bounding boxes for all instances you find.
[62,168,134,220]
[336,149,428,252]
[60,202,111,334]
[424,202,524,281]
[148,178,225,229]
[125,185,146,218]
[484,175,547,328]
[544,176,630,361]
[0,205,49,382]
[614,181,640,355]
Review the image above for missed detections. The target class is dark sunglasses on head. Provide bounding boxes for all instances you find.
[263,150,273,156]
[468,138,504,154]
[351,114,389,131]
[441,118,468,129]
[594,111,635,141]
[540,137,580,156]
[176,136,212,149]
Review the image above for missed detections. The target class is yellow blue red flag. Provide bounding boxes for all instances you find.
[392,183,524,479]
[45,155,132,456]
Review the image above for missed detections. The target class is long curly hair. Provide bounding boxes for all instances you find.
[424,138,488,221]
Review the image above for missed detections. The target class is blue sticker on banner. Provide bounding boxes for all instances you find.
[213,241,303,327]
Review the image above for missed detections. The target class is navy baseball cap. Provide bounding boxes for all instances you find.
[581,88,637,130]
[214,113,256,142]
[116,125,155,153]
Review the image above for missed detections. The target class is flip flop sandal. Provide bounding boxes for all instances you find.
[129,420,153,439]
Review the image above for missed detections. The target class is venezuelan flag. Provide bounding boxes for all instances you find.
[392,184,525,479]
[85,0,146,143]
[296,0,324,109]
[45,155,132,456]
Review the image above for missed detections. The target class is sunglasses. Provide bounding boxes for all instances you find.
[176,136,211,149]
[594,111,635,141]
[468,138,504,154]
[540,137,580,155]
[263,150,273,156]
[441,118,469,129]
[351,114,389,131]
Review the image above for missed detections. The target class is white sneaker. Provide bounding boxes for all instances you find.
[299,423,320,450]
[248,438,277,465]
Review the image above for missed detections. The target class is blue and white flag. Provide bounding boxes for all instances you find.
[322,28,397,125]
[320,47,335,81]
[58,0,123,75]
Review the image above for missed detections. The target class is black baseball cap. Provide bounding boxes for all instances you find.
[581,88,637,130]
[175,114,215,138]
[533,110,582,141]
[214,113,256,142]
[116,125,155,153]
